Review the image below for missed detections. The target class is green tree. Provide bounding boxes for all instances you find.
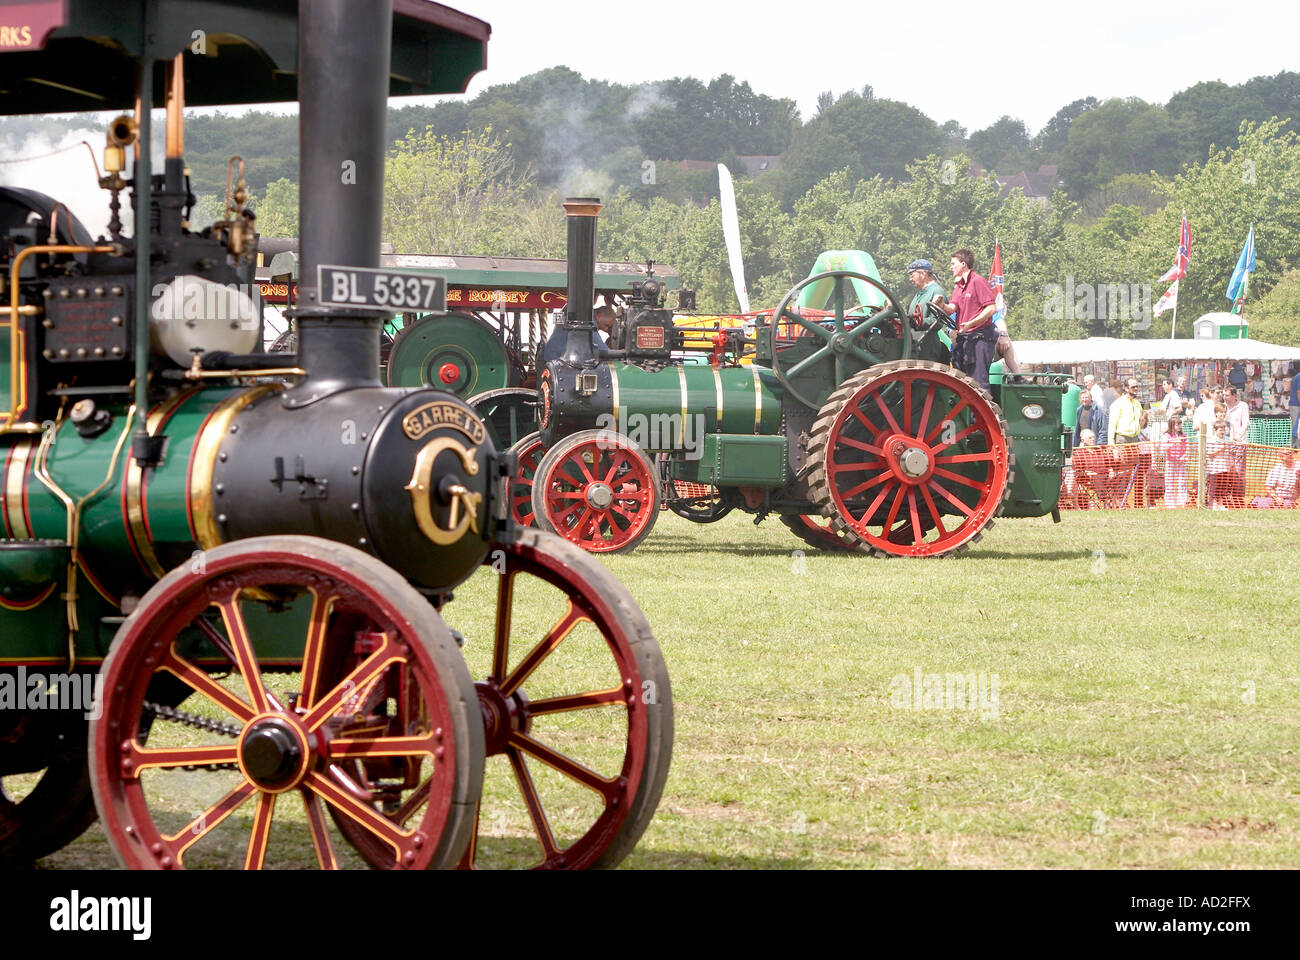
[1059,98,1185,197]
[1246,268,1300,345]
[252,177,298,238]
[382,127,534,255]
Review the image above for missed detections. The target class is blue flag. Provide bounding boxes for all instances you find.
[1226,225,1255,313]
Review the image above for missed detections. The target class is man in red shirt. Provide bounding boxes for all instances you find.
[933,248,998,391]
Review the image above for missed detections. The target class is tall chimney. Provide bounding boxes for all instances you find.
[286,0,393,405]
[561,197,601,365]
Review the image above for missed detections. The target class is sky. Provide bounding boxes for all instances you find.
[443,0,1300,134]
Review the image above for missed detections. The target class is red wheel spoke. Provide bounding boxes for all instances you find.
[932,466,987,491]
[925,398,968,443]
[903,380,912,438]
[928,479,975,516]
[500,600,585,697]
[572,507,594,538]
[305,771,413,865]
[298,586,338,711]
[914,387,936,440]
[835,435,884,455]
[551,490,588,500]
[302,790,338,870]
[492,570,514,682]
[839,471,891,500]
[214,594,270,714]
[555,501,585,524]
[934,451,996,464]
[506,746,561,862]
[882,483,906,531]
[850,406,885,436]
[932,422,981,453]
[615,489,650,503]
[602,451,628,484]
[510,731,617,800]
[162,780,258,865]
[574,454,597,484]
[393,778,431,827]
[325,733,437,759]
[159,647,256,722]
[243,791,276,870]
[528,686,625,716]
[302,632,402,731]
[122,741,240,776]
[829,459,882,474]
[906,491,923,546]
[872,392,903,435]
[919,484,947,536]
[854,480,895,525]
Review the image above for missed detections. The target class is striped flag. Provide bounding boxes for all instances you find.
[1158,210,1192,283]
[989,240,1007,328]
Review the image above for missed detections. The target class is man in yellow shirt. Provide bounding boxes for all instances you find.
[1108,378,1143,445]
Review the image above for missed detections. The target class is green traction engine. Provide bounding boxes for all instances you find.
[0,0,672,871]
[527,199,1073,555]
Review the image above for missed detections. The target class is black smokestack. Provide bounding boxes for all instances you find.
[288,0,393,404]
[561,197,601,365]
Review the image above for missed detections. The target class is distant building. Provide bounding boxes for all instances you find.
[676,155,782,176]
[968,163,1063,207]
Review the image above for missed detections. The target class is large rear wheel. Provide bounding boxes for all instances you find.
[807,360,1012,557]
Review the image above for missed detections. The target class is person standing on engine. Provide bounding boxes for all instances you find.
[538,299,616,369]
[933,248,998,391]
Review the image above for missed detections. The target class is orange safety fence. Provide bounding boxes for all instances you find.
[1061,438,1299,511]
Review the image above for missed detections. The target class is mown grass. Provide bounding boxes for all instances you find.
[31,508,1300,869]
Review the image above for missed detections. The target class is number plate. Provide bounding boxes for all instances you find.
[317,265,447,312]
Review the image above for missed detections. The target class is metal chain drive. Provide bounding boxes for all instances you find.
[142,700,241,771]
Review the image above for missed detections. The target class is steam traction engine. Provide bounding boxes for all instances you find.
[528,199,1071,556]
[0,0,671,870]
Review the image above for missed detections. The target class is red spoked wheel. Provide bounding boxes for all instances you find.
[531,429,660,554]
[508,432,544,528]
[807,360,1012,557]
[778,513,855,551]
[458,529,671,868]
[89,536,483,869]
[332,528,673,869]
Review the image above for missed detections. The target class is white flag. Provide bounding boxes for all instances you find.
[1153,280,1178,317]
[717,164,750,313]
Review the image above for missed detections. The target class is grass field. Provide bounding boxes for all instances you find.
[32,508,1300,869]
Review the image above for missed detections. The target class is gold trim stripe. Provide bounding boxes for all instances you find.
[190,385,278,550]
[609,366,620,426]
[5,438,34,538]
[677,365,688,446]
[125,389,195,578]
[713,368,724,430]
[752,365,762,434]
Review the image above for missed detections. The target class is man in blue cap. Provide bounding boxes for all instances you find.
[905,259,948,326]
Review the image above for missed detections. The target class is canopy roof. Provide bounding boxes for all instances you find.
[1016,337,1300,365]
[0,0,489,114]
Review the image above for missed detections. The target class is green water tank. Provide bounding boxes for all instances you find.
[1061,381,1081,431]
[989,359,1006,385]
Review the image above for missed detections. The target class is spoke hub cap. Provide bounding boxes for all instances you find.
[883,434,934,486]
[585,482,614,509]
[476,682,530,757]
[239,716,309,792]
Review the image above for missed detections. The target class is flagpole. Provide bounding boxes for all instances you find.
[1170,286,1177,339]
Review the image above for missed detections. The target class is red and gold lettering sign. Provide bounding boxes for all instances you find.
[258,281,569,310]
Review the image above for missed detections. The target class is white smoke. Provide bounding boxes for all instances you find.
[0,119,166,239]
[625,83,667,122]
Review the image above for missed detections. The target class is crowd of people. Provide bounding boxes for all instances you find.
[1063,375,1298,511]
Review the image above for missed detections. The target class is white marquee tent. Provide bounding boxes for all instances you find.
[1012,337,1300,366]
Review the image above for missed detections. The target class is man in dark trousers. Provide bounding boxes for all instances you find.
[933,248,998,391]
[1074,389,1107,448]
